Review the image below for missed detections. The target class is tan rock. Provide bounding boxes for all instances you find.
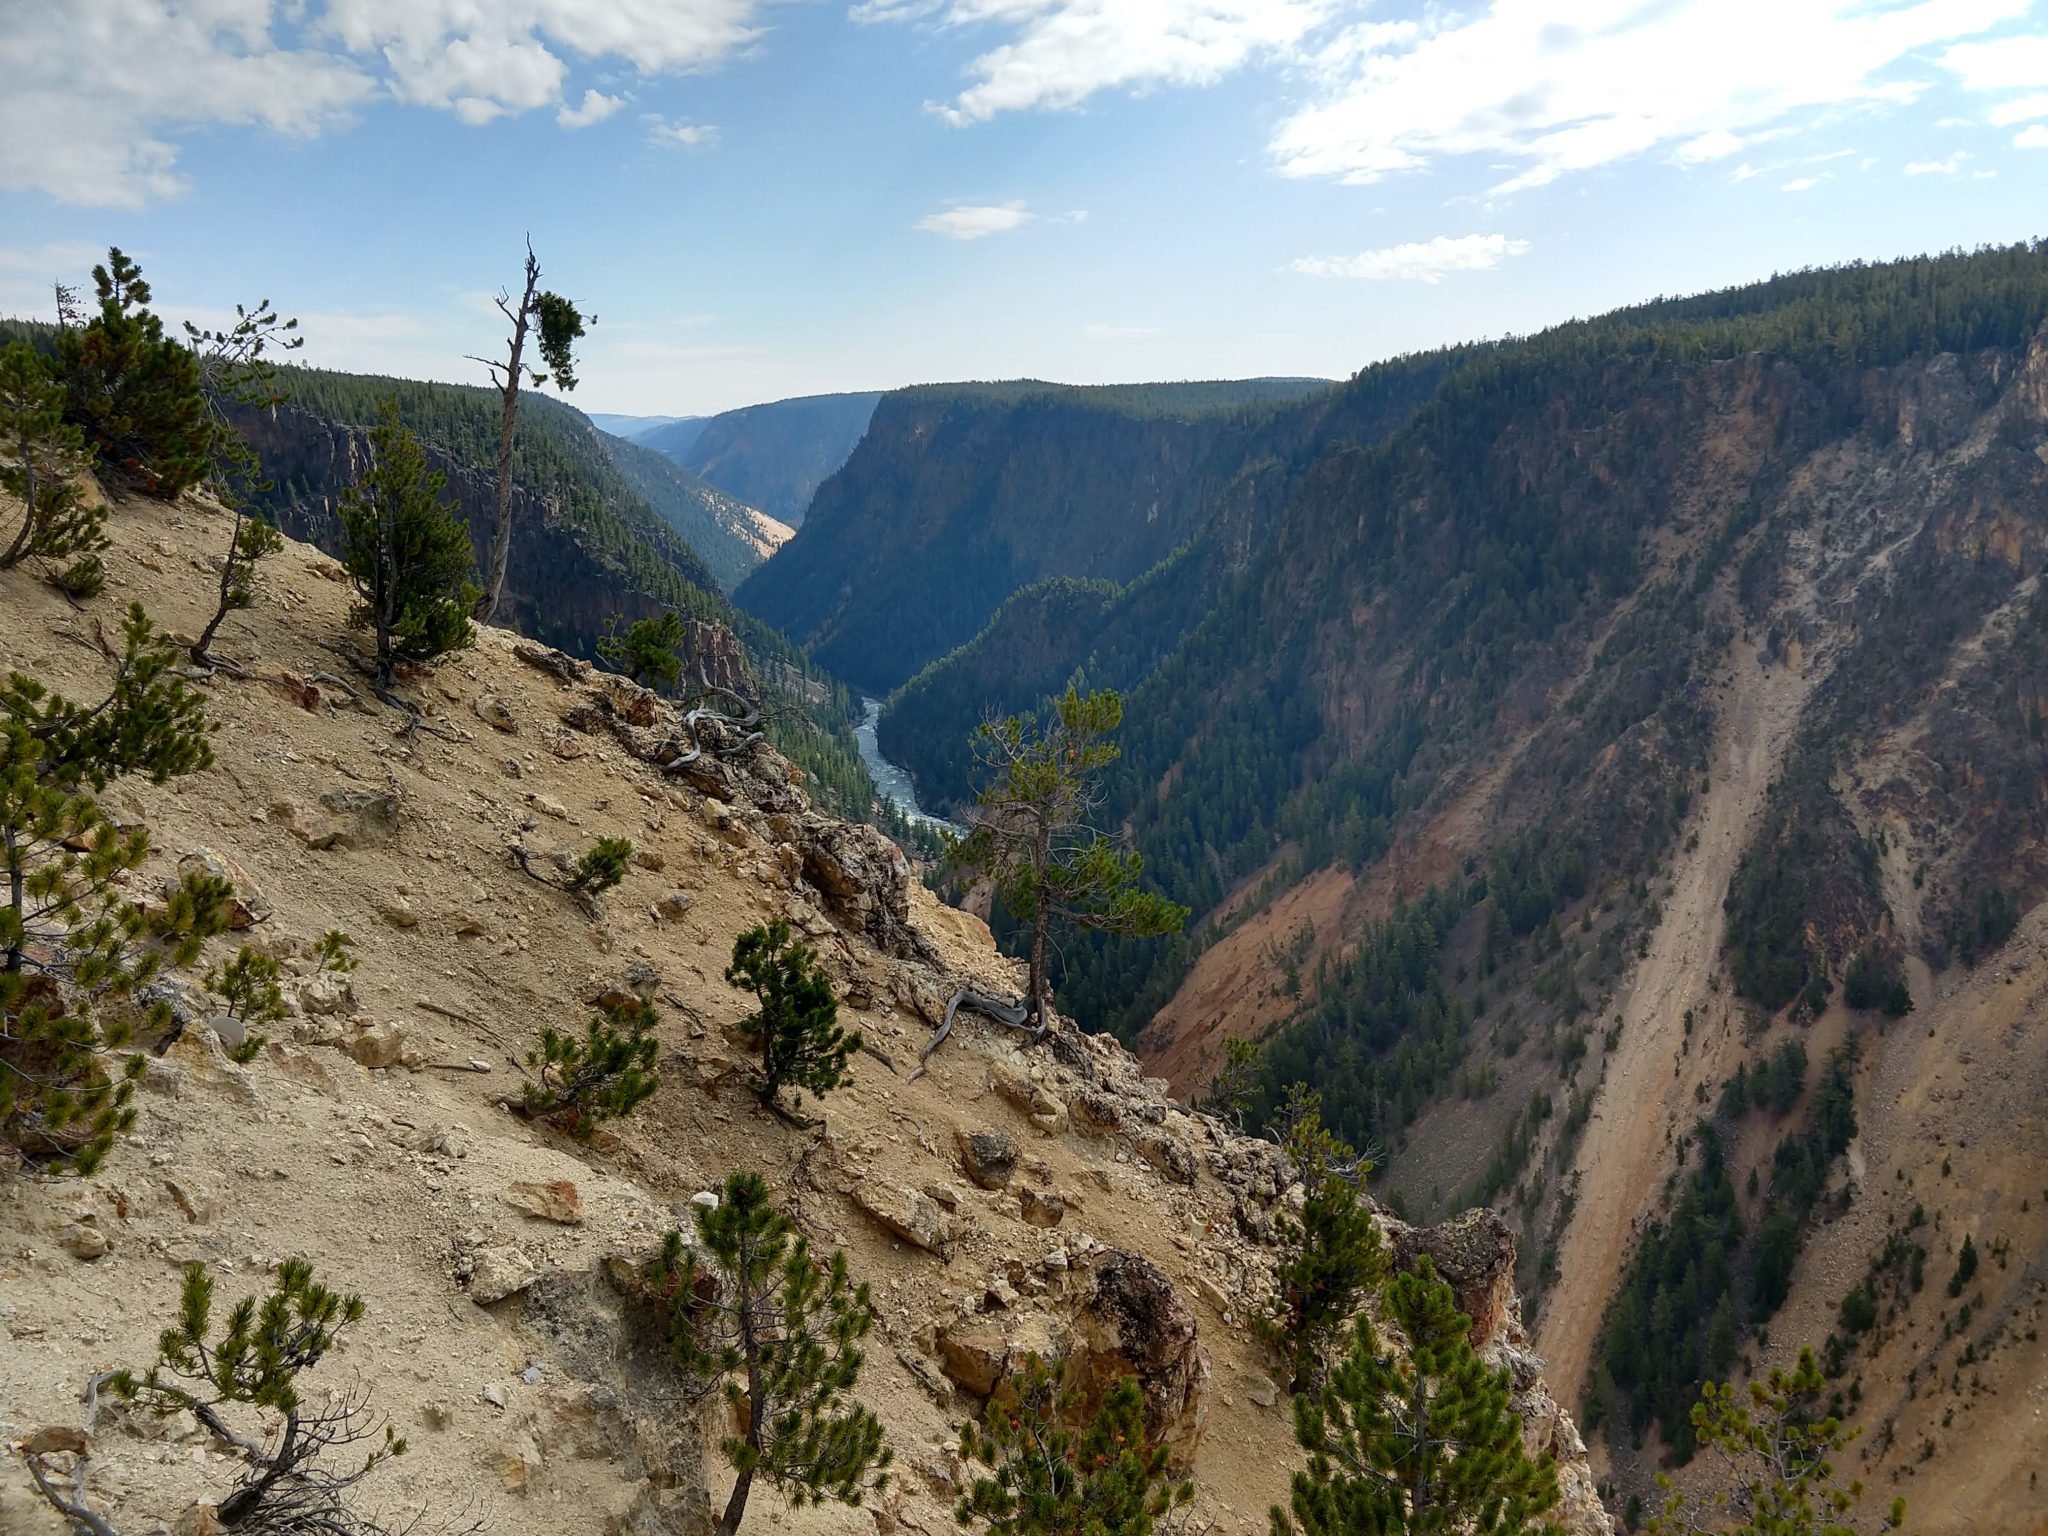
[474,694,518,733]
[470,1245,538,1304]
[505,1178,584,1225]
[1019,1187,1066,1228]
[851,1184,953,1258]
[955,1126,1019,1190]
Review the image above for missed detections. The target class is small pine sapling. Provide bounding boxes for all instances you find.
[955,1353,1198,1536]
[648,1170,890,1535]
[203,931,352,1066]
[725,919,858,1114]
[1648,1347,1905,1536]
[338,399,478,691]
[1255,1086,1385,1393]
[522,997,660,1137]
[2,606,226,1173]
[1197,1035,1263,1130]
[1273,1256,1563,1536]
[183,298,302,667]
[510,834,634,917]
[599,610,688,691]
[27,1259,437,1536]
[0,341,107,596]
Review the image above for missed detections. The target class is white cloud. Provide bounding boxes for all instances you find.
[1675,129,1745,164]
[646,116,718,148]
[1989,90,2048,123]
[1781,175,1822,191]
[0,0,767,207]
[1904,150,1969,174]
[1941,33,2048,90]
[915,200,1034,240]
[1271,0,2028,193]
[558,88,624,128]
[2017,123,2048,146]
[1290,232,1529,283]
[860,0,1333,124]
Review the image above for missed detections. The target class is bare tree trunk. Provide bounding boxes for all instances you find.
[1029,819,1051,1022]
[476,243,539,624]
[717,1273,766,1536]
[191,503,245,663]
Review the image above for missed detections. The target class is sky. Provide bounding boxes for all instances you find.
[3,1,2046,417]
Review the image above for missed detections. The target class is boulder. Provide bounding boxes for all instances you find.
[851,1184,953,1259]
[319,788,401,848]
[1070,1090,1126,1136]
[1387,1207,1517,1348]
[505,1179,584,1225]
[474,695,518,733]
[296,971,354,1016]
[935,1320,1012,1397]
[1136,1131,1198,1187]
[955,1127,1019,1190]
[991,1065,1068,1136]
[341,1020,421,1071]
[1071,1250,1210,1454]
[1019,1187,1065,1228]
[471,1245,538,1305]
[800,820,925,958]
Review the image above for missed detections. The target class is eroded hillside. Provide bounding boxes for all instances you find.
[0,492,1611,1536]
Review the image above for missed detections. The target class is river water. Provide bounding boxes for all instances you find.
[855,697,960,834]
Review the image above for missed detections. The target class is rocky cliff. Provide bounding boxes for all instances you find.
[0,491,1610,1536]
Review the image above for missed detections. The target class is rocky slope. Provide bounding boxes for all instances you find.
[0,492,1610,1536]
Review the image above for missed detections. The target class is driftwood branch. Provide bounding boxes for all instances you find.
[905,986,1039,1083]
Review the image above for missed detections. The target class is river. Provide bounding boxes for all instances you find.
[855,697,961,835]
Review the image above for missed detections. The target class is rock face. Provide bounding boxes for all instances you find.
[1071,1249,1212,1456]
[800,820,923,958]
[1387,1207,1518,1348]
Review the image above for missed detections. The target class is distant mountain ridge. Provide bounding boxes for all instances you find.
[587,411,699,441]
[642,390,885,525]
[732,375,1348,690]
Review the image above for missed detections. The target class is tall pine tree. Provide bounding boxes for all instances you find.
[949,686,1187,1026]
[53,248,210,498]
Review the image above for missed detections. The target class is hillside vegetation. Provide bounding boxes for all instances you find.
[768,243,2048,1528]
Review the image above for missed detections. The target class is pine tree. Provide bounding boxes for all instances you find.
[726,919,859,1110]
[469,238,590,623]
[1649,1348,1904,1536]
[2,605,228,1173]
[338,398,478,689]
[1256,1086,1386,1393]
[949,686,1187,1025]
[1273,1256,1563,1536]
[599,609,688,690]
[956,1355,1198,1536]
[26,1259,420,1536]
[649,1171,890,1535]
[184,298,302,666]
[521,996,661,1136]
[0,340,106,593]
[52,247,210,497]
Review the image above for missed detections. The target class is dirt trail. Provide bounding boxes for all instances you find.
[1535,635,1817,1405]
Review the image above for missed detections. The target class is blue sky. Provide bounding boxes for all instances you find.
[3,0,2046,415]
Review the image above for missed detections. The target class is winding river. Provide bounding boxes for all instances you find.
[856,697,960,835]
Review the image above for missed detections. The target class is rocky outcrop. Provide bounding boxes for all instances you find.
[1071,1249,1212,1455]
[1387,1207,1518,1348]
